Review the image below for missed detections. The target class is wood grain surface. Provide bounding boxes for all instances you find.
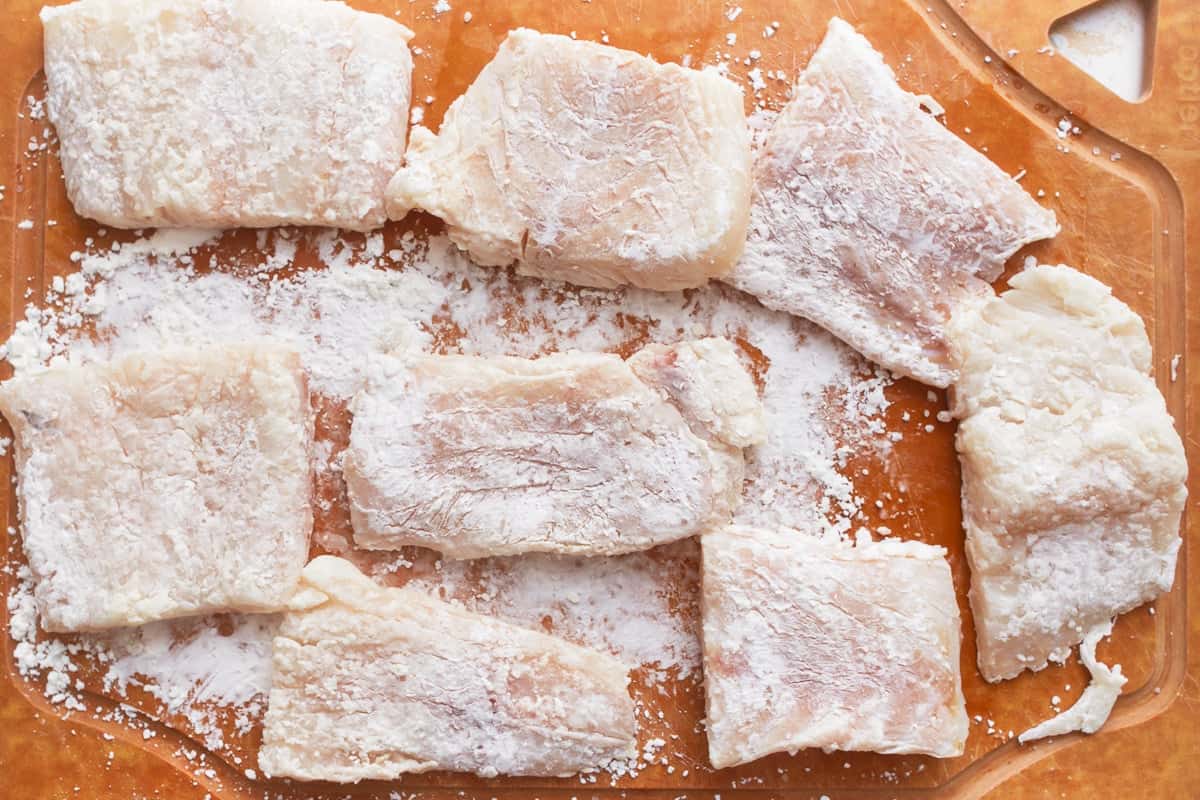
[0,1,1196,798]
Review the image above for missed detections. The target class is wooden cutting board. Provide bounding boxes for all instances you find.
[0,0,1196,798]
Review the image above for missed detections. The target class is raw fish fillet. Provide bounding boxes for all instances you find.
[627,338,767,449]
[258,556,636,781]
[0,344,313,632]
[345,338,765,558]
[701,526,968,767]
[41,0,413,230]
[387,28,752,290]
[725,17,1058,387]
[949,265,1187,681]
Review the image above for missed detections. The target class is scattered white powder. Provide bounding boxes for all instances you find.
[13,230,445,400]
[100,615,275,709]
[410,543,701,680]
[9,563,87,710]
[747,67,766,92]
[96,615,275,751]
[25,95,46,120]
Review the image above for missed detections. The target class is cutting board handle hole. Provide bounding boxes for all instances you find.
[1049,0,1158,102]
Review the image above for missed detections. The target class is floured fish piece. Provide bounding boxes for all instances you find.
[627,338,768,449]
[0,344,313,632]
[258,556,636,781]
[345,338,765,559]
[387,28,752,290]
[949,265,1186,682]
[725,17,1058,387]
[701,526,968,768]
[42,0,413,230]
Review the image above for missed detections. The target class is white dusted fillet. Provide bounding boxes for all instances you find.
[41,0,414,230]
[0,344,313,632]
[258,556,636,781]
[949,265,1186,681]
[387,28,752,290]
[701,526,968,767]
[726,17,1058,387]
[345,338,765,559]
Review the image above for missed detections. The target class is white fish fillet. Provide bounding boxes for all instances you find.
[258,556,636,781]
[701,526,968,768]
[41,0,413,230]
[345,338,764,559]
[949,265,1187,682]
[387,28,752,290]
[0,344,313,632]
[725,17,1058,387]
